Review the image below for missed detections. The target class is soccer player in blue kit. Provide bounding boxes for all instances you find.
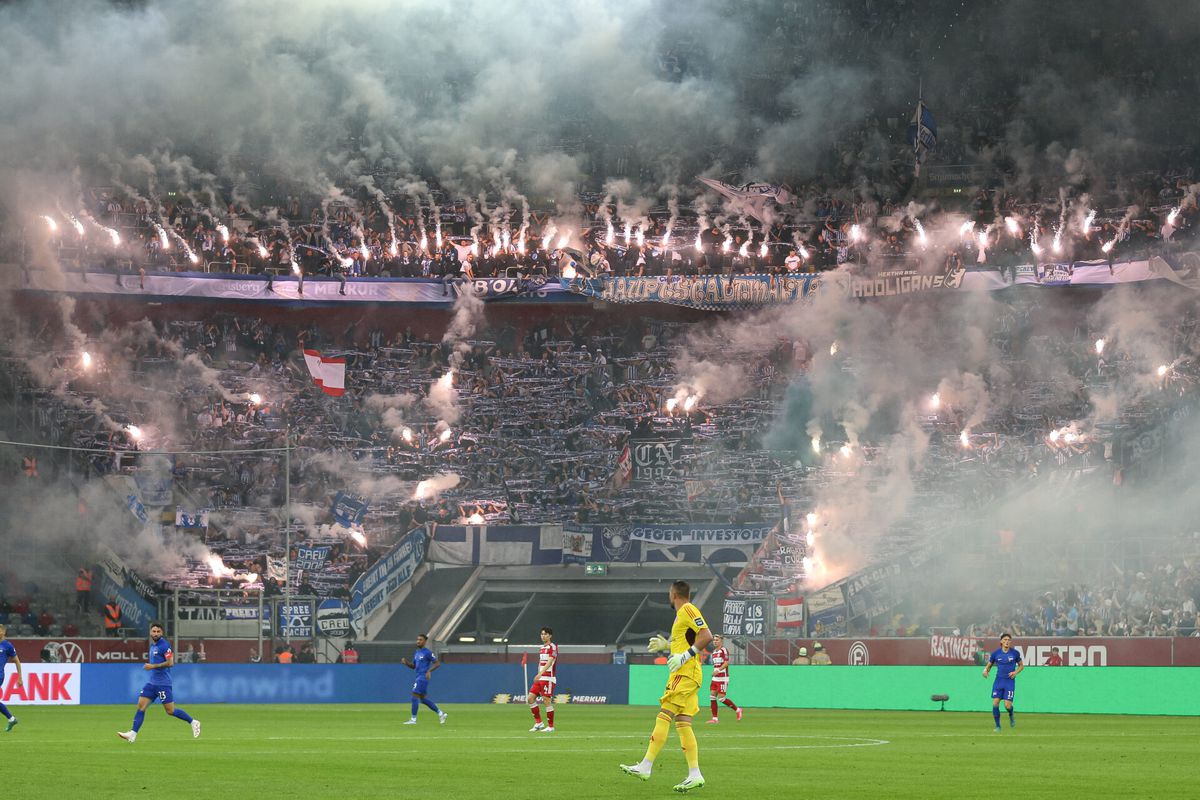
[400,633,447,725]
[0,623,23,731]
[117,621,201,743]
[982,633,1024,731]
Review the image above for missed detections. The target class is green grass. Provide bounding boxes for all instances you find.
[1,705,1195,798]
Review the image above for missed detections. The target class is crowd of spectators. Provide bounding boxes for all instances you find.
[22,164,1198,289]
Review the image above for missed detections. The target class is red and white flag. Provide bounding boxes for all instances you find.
[776,597,805,628]
[302,350,347,397]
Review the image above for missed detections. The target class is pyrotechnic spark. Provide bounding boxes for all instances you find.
[850,224,862,242]
[1101,240,1115,254]
[419,233,428,252]
[438,370,454,389]
[216,225,229,243]
[694,232,703,252]
[1081,209,1097,235]
[1052,226,1063,254]
[359,243,370,261]
[389,238,399,257]
[623,222,631,246]
[606,219,615,246]
[561,264,576,279]
[291,261,301,275]
[1157,364,1169,377]
[759,241,768,258]
[802,556,813,572]
[81,351,92,369]
[466,513,485,525]
[798,244,810,259]
[350,530,367,547]
[959,220,975,237]
[914,219,927,246]
[107,228,121,246]
[155,225,170,250]
[722,235,732,253]
[829,341,838,356]
[557,231,570,249]
[738,240,749,257]
[1005,216,1020,235]
[806,531,815,547]
[662,229,672,250]
[1030,228,1042,256]
[248,393,262,405]
[806,512,817,527]
[976,230,988,251]
[839,445,851,458]
[1168,208,1181,226]
[70,216,85,236]
[1049,429,1060,443]
[401,427,413,443]
[930,392,940,409]
[811,436,821,454]
[959,430,970,448]
[255,240,268,258]
[126,424,143,440]
[1095,339,1105,355]
[666,397,679,413]
[683,395,697,412]
[635,226,645,248]
[43,215,58,231]
[542,225,557,250]
[439,428,452,443]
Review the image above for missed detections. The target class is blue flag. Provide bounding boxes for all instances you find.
[126,494,148,523]
[331,491,369,527]
[909,99,937,176]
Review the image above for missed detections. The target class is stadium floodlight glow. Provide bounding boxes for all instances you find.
[459,636,476,643]
[492,637,508,643]
[81,351,93,369]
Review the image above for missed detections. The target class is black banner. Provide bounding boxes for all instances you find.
[631,439,679,484]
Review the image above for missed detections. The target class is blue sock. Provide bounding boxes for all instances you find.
[172,708,194,724]
[422,698,441,714]
[410,698,419,717]
[132,709,146,732]
[1008,707,1015,721]
[0,700,12,720]
[992,707,1001,726]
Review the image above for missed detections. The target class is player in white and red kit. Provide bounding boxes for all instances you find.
[528,627,558,733]
[707,635,742,723]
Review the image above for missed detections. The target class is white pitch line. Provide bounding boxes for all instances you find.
[229,740,890,755]
[263,733,882,742]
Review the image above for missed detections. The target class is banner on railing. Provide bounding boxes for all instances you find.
[563,274,818,310]
[349,527,427,632]
[628,524,773,545]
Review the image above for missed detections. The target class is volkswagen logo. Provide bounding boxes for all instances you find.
[46,641,86,663]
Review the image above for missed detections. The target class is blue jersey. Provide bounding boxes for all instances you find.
[989,647,1022,684]
[412,647,437,675]
[147,637,174,686]
[0,639,15,668]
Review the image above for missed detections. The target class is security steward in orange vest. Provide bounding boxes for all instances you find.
[76,567,93,613]
[338,644,360,664]
[104,597,123,637]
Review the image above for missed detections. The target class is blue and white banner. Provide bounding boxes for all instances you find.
[805,585,847,637]
[349,527,427,633]
[697,178,794,223]
[316,599,352,637]
[134,473,173,507]
[563,274,818,310]
[279,600,314,639]
[909,99,938,175]
[24,270,578,306]
[628,524,774,545]
[295,545,331,571]
[562,528,593,564]
[175,508,209,528]
[331,491,369,528]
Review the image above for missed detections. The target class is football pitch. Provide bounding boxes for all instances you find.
[2,705,1193,798]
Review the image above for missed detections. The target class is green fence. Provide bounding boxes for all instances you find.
[629,665,1200,716]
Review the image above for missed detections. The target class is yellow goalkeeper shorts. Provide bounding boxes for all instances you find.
[659,673,701,717]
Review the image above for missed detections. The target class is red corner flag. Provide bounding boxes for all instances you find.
[521,651,528,666]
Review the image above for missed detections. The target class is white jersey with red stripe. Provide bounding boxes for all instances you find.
[537,642,559,683]
[710,647,730,680]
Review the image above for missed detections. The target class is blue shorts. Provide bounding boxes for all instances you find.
[140,683,174,704]
[991,683,1015,701]
[412,677,429,695]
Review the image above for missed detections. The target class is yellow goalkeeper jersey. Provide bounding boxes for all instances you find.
[669,601,708,683]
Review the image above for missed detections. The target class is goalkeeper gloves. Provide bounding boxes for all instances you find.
[666,647,697,672]
[648,635,670,653]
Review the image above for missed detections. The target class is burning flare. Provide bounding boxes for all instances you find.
[1094,338,1105,355]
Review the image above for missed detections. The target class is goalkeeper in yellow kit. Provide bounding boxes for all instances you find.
[621,580,713,792]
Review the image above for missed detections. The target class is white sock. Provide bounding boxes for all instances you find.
[637,759,653,772]
[688,767,703,780]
